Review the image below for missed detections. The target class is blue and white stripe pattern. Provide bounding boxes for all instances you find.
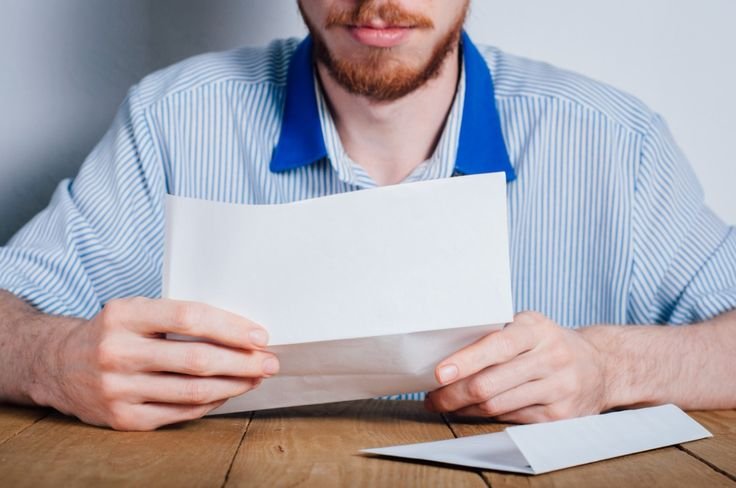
[1,34,735,335]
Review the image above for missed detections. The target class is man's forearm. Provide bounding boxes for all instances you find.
[582,309,736,411]
[0,290,78,406]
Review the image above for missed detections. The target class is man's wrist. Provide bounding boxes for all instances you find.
[580,324,665,411]
[27,315,80,410]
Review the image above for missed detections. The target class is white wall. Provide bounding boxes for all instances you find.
[1,0,733,244]
[466,0,736,225]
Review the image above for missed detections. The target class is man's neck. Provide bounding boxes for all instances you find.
[316,47,461,186]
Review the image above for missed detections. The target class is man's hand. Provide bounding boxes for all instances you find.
[32,297,278,431]
[425,311,608,423]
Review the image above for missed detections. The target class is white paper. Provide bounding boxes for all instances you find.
[163,172,513,413]
[362,404,713,475]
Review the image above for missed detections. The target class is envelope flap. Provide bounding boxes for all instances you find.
[506,404,712,474]
[362,431,535,475]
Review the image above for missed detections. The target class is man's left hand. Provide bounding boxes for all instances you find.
[424,311,609,423]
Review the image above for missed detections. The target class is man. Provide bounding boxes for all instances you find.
[0,0,734,431]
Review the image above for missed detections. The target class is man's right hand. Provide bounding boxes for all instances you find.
[32,297,278,431]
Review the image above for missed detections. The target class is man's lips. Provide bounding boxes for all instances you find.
[347,25,414,48]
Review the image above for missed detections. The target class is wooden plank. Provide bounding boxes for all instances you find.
[0,404,49,445]
[1,404,732,486]
[690,410,736,435]
[679,411,736,480]
[446,413,736,487]
[0,410,251,488]
[225,399,487,487]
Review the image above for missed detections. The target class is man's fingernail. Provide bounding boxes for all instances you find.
[249,329,269,347]
[438,364,458,384]
[262,357,280,375]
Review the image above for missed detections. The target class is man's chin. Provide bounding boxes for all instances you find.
[313,23,464,102]
[324,60,433,102]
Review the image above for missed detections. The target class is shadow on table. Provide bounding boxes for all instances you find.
[214,398,479,426]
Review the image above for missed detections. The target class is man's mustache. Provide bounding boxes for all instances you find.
[326,2,434,29]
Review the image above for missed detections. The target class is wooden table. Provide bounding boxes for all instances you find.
[0,400,734,487]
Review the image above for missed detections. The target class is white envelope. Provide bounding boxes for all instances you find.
[162,172,513,413]
[362,404,713,475]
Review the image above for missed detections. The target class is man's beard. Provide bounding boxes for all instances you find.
[299,1,469,102]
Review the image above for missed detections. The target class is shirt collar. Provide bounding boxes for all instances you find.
[270,31,516,183]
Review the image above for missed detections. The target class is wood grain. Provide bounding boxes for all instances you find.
[0,410,251,488]
[680,411,736,480]
[691,410,736,435]
[446,413,736,487]
[1,403,735,487]
[0,404,49,446]
[225,399,487,487]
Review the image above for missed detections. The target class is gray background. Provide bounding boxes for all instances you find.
[1,0,734,244]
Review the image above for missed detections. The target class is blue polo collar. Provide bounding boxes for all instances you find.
[270,31,516,182]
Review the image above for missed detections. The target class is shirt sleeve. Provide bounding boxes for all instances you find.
[0,85,165,319]
[628,114,736,324]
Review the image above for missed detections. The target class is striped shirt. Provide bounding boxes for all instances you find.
[1,32,735,332]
